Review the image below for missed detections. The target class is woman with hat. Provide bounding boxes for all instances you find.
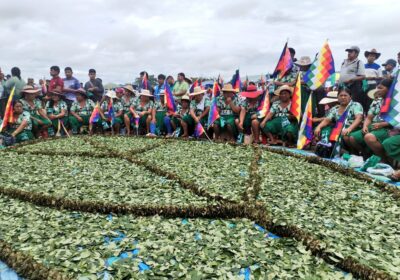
[312,91,339,141]
[4,100,34,142]
[150,90,167,136]
[164,94,190,137]
[121,85,137,135]
[20,85,52,138]
[260,85,298,147]
[347,79,393,157]
[181,86,210,138]
[131,89,154,135]
[295,56,313,114]
[236,85,263,144]
[45,89,68,136]
[214,84,241,141]
[314,87,364,152]
[100,89,124,134]
[69,88,96,134]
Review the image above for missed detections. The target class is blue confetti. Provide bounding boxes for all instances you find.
[182,219,189,225]
[131,249,140,256]
[138,262,151,272]
[239,170,248,177]
[254,223,266,233]
[228,223,236,229]
[106,214,113,221]
[120,252,129,259]
[239,267,251,280]
[105,256,120,267]
[266,232,280,239]
[195,232,202,241]
[102,271,111,280]
[111,231,126,243]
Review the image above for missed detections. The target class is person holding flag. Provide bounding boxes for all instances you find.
[214,84,241,141]
[69,88,96,134]
[260,85,298,147]
[45,89,68,137]
[2,100,33,142]
[151,90,167,136]
[131,90,154,135]
[181,86,210,138]
[165,95,190,137]
[100,89,124,134]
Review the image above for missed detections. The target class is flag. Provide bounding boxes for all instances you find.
[217,74,224,88]
[290,73,302,123]
[134,117,140,127]
[303,41,335,90]
[231,69,241,91]
[243,75,249,88]
[189,79,202,93]
[272,42,293,79]
[0,87,16,132]
[141,73,149,90]
[257,90,270,118]
[329,107,350,142]
[89,103,101,124]
[107,100,115,125]
[207,81,221,126]
[297,95,313,149]
[195,123,205,137]
[381,71,400,128]
[164,81,177,113]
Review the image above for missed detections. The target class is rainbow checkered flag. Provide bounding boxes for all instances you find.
[303,41,335,90]
[381,71,400,128]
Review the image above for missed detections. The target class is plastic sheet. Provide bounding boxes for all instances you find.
[0,261,22,280]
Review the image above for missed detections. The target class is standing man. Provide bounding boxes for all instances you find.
[364,49,382,109]
[339,46,366,111]
[173,72,189,102]
[49,66,64,93]
[382,59,397,79]
[84,69,104,102]
[154,74,166,101]
[167,75,175,91]
[63,67,81,110]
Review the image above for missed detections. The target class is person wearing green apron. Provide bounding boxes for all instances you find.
[45,90,68,136]
[100,89,124,134]
[314,88,364,153]
[260,85,298,147]
[237,85,263,144]
[5,100,34,142]
[312,91,339,143]
[214,83,241,141]
[382,134,400,163]
[69,88,96,134]
[121,85,137,135]
[20,85,52,138]
[350,79,393,157]
[131,90,154,135]
[165,95,190,137]
[181,86,210,138]
[151,90,167,136]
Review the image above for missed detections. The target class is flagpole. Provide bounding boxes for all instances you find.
[330,101,352,159]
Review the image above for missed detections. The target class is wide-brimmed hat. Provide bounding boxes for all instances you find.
[221,84,237,93]
[319,91,338,105]
[189,86,206,97]
[181,95,190,102]
[367,89,379,100]
[364,48,381,59]
[185,77,193,84]
[295,56,312,66]
[274,85,293,96]
[106,90,117,99]
[21,85,40,95]
[139,89,153,97]
[241,85,263,98]
[123,84,136,94]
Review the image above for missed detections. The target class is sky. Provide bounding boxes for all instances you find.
[0,0,399,85]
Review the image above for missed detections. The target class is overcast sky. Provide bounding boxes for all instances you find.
[0,0,399,84]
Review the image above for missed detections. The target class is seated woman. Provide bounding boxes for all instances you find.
[6,100,34,142]
[236,85,263,144]
[260,85,298,147]
[349,79,393,157]
[181,86,210,138]
[20,85,52,138]
[100,89,124,134]
[214,84,241,141]
[69,88,96,134]
[45,90,68,136]
[131,90,154,135]
[164,94,190,137]
[150,90,166,136]
[314,88,364,152]
[121,85,137,135]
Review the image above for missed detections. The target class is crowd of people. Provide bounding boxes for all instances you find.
[0,47,399,180]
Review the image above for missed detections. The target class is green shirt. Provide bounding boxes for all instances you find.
[276,71,296,84]
[20,98,43,115]
[368,98,384,124]
[270,101,291,118]
[100,100,123,113]
[327,102,364,128]
[190,97,211,117]
[45,100,68,116]
[176,104,190,117]
[172,81,189,100]
[10,111,32,131]
[5,77,26,99]
[241,99,261,115]
[121,96,136,114]
[216,95,239,116]
[71,99,96,117]
[154,100,166,112]
[134,99,154,113]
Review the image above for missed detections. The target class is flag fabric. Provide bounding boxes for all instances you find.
[207,81,221,126]
[290,73,302,123]
[243,75,249,88]
[189,79,202,93]
[257,90,270,118]
[141,73,149,90]
[217,74,224,88]
[329,106,350,142]
[164,81,177,113]
[272,42,293,79]
[381,71,400,128]
[194,122,205,137]
[89,103,101,124]
[231,69,241,91]
[0,87,16,132]
[134,117,140,127]
[297,95,313,149]
[42,79,47,94]
[107,100,115,125]
[303,41,335,90]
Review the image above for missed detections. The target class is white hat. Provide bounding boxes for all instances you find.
[140,89,153,97]
[189,86,206,96]
[106,90,117,99]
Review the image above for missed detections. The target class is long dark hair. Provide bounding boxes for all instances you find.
[11,67,21,80]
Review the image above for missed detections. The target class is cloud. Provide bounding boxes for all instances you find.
[0,0,398,84]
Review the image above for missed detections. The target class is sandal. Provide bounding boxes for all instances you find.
[389,170,400,182]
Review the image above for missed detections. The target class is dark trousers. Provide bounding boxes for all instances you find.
[0,98,7,118]
[348,81,368,113]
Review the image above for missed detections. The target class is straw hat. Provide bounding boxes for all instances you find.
[241,84,263,98]
[21,85,40,95]
[139,89,153,97]
[274,85,293,96]
[123,84,135,94]
[106,90,117,99]
[364,48,381,59]
[189,86,206,97]
[181,95,190,101]
[295,56,312,66]
[221,83,237,93]
[319,91,338,105]
[367,88,379,100]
